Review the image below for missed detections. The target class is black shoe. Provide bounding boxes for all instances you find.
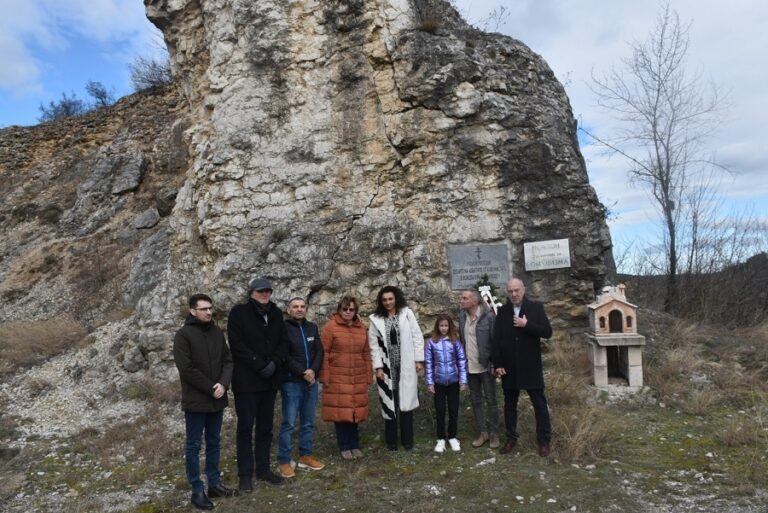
[537,441,551,457]
[191,491,214,510]
[208,484,239,498]
[386,444,397,451]
[256,471,284,485]
[499,439,517,455]
[238,476,253,493]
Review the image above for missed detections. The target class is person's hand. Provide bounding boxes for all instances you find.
[415,362,424,374]
[428,385,435,394]
[259,360,276,378]
[460,384,467,392]
[495,367,507,378]
[212,383,225,399]
[513,314,528,328]
[375,368,385,381]
[303,369,316,384]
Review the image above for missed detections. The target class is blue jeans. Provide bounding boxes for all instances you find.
[184,410,224,492]
[277,380,319,464]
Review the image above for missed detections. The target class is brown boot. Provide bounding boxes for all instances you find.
[472,432,489,448]
[489,433,501,449]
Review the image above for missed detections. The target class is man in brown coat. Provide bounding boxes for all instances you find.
[173,293,237,510]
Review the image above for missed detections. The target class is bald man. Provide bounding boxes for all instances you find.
[491,278,553,457]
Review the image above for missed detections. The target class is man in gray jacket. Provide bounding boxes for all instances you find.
[173,293,237,510]
[458,289,500,449]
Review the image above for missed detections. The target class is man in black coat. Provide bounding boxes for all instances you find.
[491,278,553,457]
[228,278,290,490]
[173,293,237,510]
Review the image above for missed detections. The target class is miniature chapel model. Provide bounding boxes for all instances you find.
[586,284,646,387]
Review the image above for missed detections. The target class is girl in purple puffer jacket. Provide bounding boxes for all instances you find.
[424,314,468,453]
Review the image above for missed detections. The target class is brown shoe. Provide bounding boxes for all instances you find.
[277,462,295,478]
[298,455,325,471]
[499,439,517,455]
[537,441,551,457]
[489,433,501,449]
[471,432,489,448]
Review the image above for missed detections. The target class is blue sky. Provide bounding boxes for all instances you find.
[1,0,766,270]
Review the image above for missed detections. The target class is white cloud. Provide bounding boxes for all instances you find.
[0,0,157,95]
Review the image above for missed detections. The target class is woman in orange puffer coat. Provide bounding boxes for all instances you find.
[320,295,373,460]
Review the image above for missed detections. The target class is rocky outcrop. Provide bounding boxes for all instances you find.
[0,0,612,375]
[137,0,612,342]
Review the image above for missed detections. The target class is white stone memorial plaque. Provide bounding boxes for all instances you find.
[524,239,571,271]
[447,243,510,289]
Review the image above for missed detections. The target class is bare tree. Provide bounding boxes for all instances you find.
[85,80,115,108]
[586,2,724,312]
[129,55,173,91]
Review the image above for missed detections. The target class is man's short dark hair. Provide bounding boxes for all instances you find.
[189,293,213,308]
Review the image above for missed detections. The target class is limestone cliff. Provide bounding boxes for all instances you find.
[0,0,612,373]
[139,0,612,345]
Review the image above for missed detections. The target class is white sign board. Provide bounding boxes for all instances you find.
[524,239,571,271]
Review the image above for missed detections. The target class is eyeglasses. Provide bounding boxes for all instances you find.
[194,307,214,312]
[255,288,273,293]
[342,307,356,312]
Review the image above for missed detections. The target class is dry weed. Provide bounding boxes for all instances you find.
[122,376,179,406]
[553,403,614,462]
[681,388,721,416]
[0,318,87,375]
[719,417,760,447]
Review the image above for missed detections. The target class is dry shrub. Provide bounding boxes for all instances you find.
[122,376,179,406]
[681,388,721,416]
[553,403,615,462]
[0,318,87,375]
[411,0,444,33]
[75,407,177,473]
[719,417,761,447]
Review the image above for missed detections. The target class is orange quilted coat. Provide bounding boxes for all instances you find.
[320,313,373,423]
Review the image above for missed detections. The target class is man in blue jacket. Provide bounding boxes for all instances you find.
[276,297,325,478]
[228,278,290,491]
[492,278,553,457]
[173,293,237,510]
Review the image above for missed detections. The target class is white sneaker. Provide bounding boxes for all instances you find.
[448,438,461,451]
[434,439,446,453]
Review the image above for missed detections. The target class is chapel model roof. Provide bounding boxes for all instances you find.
[587,284,637,310]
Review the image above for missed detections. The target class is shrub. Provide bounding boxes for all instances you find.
[38,92,87,122]
[129,55,173,91]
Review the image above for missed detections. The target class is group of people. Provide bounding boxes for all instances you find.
[173,277,552,510]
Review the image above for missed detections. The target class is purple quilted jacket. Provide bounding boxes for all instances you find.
[424,337,468,386]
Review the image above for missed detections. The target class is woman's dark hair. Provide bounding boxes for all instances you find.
[373,285,407,318]
[336,295,359,322]
[430,314,458,341]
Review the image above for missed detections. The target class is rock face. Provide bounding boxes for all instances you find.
[0,1,612,373]
[139,0,612,335]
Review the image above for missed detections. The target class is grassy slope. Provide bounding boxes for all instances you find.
[2,315,767,513]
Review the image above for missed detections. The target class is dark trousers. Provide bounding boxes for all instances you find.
[234,390,277,477]
[384,390,414,449]
[184,410,224,492]
[433,383,460,440]
[503,387,551,443]
[334,422,360,451]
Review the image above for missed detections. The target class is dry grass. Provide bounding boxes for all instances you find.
[121,376,179,406]
[681,388,721,416]
[545,335,616,462]
[0,318,87,376]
